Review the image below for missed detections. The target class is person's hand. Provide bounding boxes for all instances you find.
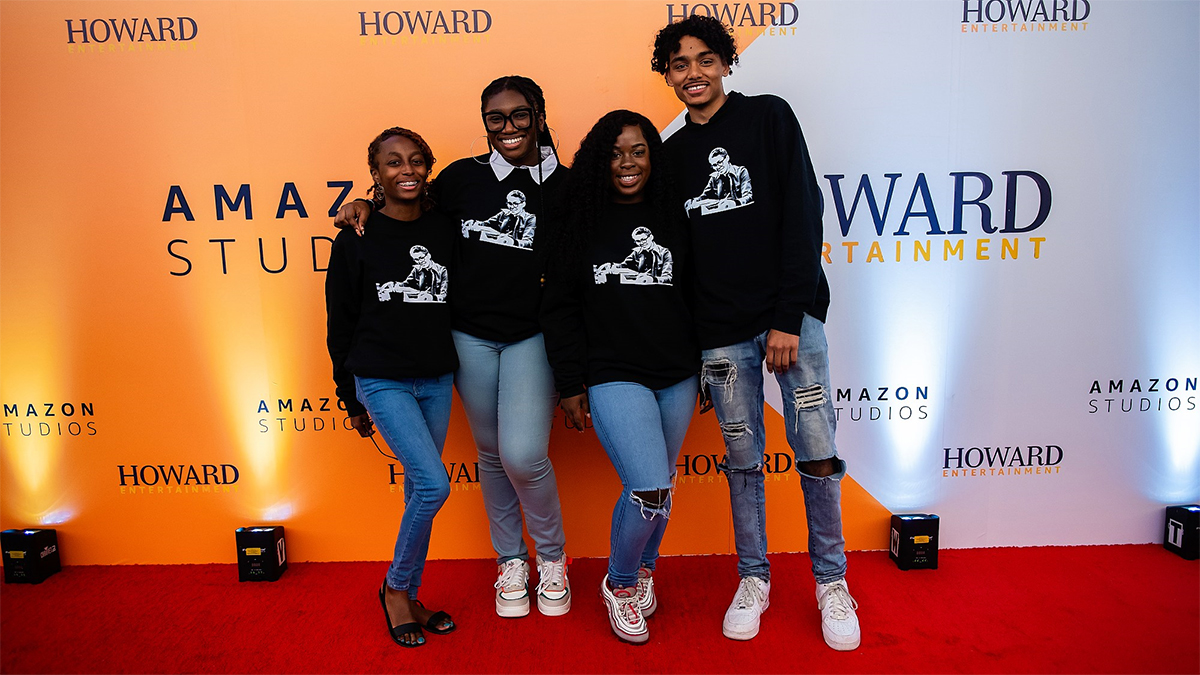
[765,329,799,374]
[699,383,714,414]
[349,413,375,437]
[560,393,590,432]
[334,200,372,236]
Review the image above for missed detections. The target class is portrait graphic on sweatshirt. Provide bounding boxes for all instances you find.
[684,147,754,216]
[593,227,674,286]
[461,189,536,250]
[376,245,449,303]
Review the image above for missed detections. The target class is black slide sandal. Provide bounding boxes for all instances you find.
[379,585,426,647]
[414,599,456,635]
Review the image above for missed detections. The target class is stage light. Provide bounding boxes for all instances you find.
[1,528,61,584]
[889,514,939,570]
[1163,505,1199,560]
[235,526,288,581]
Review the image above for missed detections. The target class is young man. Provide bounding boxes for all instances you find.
[652,15,861,651]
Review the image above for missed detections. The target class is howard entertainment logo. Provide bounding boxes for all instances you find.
[162,181,356,277]
[117,463,240,495]
[819,170,1051,265]
[834,386,930,423]
[388,462,481,493]
[65,16,198,54]
[1086,377,1198,415]
[3,402,98,437]
[256,397,356,433]
[960,0,1091,34]
[666,3,804,38]
[358,9,491,35]
[673,452,795,485]
[942,445,1063,478]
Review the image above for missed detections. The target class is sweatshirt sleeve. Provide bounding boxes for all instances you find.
[768,97,825,336]
[325,233,368,418]
[539,262,588,399]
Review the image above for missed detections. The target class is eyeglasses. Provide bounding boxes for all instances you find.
[483,107,534,132]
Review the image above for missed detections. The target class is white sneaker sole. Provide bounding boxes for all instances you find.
[607,611,649,644]
[642,594,657,618]
[496,596,530,618]
[537,593,571,616]
[722,598,768,640]
[822,628,861,651]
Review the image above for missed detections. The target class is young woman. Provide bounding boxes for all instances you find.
[335,76,570,618]
[541,110,700,644]
[326,127,458,647]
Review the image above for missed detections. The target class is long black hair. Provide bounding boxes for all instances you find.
[547,110,681,276]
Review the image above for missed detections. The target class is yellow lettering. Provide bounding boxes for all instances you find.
[866,241,884,262]
[1030,236,1045,258]
[1001,237,1018,259]
[944,239,964,260]
[976,238,990,260]
[842,241,858,263]
[915,240,931,261]
[822,241,832,264]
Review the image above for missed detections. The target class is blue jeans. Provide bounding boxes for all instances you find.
[451,331,565,564]
[589,376,698,588]
[701,316,847,585]
[356,374,454,598]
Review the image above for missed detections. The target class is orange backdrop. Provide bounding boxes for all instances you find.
[0,0,890,564]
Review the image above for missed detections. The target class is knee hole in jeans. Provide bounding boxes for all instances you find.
[630,489,671,520]
[701,358,738,403]
[719,420,752,441]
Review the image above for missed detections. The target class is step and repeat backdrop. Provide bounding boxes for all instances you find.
[2,1,1197,564]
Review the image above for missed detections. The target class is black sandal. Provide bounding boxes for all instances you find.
[414,599,456,635]
[379,584,425,647]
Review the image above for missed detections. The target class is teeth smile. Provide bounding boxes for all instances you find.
[500,137,522,146]
[618,175,639,185]
[399,181,418,188]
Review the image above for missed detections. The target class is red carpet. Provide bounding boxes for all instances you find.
[2,546,1197,674]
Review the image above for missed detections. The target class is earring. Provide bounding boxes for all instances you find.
[469,135,492,163]
[372,183,384,203]
[544,125,561,152]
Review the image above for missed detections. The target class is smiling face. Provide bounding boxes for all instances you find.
[665,35,729,117]
[370,135,429,206]
[610,125,652,204]
[484,88,544,167]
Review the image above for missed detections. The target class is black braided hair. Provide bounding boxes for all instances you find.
[650,14,740,74]
[479,75,554,152]
[366,126,436,213]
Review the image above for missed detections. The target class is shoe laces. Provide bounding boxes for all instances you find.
[612,587,641,624]
[635,568,652,596]
[494,559,527,591]
[733,577,765,610]
[536,558,566,594]
[819,582,858,620]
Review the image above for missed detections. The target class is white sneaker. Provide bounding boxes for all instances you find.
[816,579,861,651]
[722,576,770,640]
[635,566,657,618]
[493,559,530,617]
[535,555,571,616]
[600,574,648,644]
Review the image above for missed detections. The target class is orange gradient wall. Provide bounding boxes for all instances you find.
[0,0,890,564]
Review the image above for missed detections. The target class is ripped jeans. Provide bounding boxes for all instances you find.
[588,375,699,588]
[701,316,847,585]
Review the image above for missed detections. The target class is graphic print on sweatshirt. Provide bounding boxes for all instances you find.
[593,227,674,286]
[684,147,754,216]
[460,189,536,250]
[375,245,449,303]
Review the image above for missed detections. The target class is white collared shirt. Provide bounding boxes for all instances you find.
[488,145,559,185]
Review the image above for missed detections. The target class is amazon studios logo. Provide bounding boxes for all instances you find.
[65,17,197,44]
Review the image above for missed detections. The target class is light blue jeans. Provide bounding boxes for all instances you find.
[589,376,698,588]
[701,315,847,585]
[451,330,565,564]
[355,374,454,598]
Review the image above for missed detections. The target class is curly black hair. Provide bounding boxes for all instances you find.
[367,126,436,213]
[480,75,554,151]
[546,110,682,276]
[650,14,739,75]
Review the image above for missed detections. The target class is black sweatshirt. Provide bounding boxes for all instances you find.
[325,209,458,417]
[432,153,568,342]
[541,201,699,398]
[663,91,830,350]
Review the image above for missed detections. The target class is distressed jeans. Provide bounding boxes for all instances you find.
[588,376,698,588]
[355,374,454,598]
[700,315,848,585]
